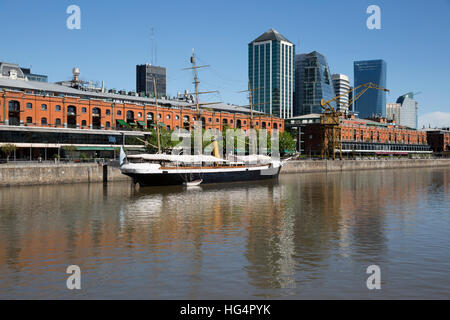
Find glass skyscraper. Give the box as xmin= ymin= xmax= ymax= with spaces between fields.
xmin=249 ymin=29 xmax=294 ymax=119
xmin=353 ymin=59 xmax=387 ymax=119
xmin=397 ymin=93 xmax=418 ymax=129
xmin=293 ymin=51 xmax=336 ymax=116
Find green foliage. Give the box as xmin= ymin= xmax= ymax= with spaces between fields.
xmin=146 ymin=127 xmax=179 ymax=153
xmin=279 ymin=131 xmax=296 ymax=155
xmin=62 ymin=145 xmax=77 ymax=152
xmin=1 ymin=144 xmax=17 ymax=157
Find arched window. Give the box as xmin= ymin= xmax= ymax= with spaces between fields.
xmin=82 ymin=107 xmax=87 ymax=113
xmin=106 ymin=109 xmax=111 ymax=115
xmin=26 ymin=103 xmax=32 ymax=110
xmin=67 ymin=106 xmax=76 ymax=114
xmin=273 ymin=123 xmax=278 ymax=129
xmin=55 ymin=118 xmax=61 ymax=126
xmin=117 ymin=110 xmax=122 ymax=116
xmin=41 ymin=104 xmax=47 ymax=111
xmin=126 ymin=110 xmax=135 ymax=122
xmin=166 ymin=114 xmax=171 ymax=120
xmin=8 ymin=100 xmax=21 ymax=126
xmin=41 ymin=117 xmax=47 ymax=125
xmin=81 ymin=120 xmax=87 ymax=127
xmin=106 ymin=121 xmax=111 ymax=128
xmin=55 ymin=105 xmax=61 ymax=111
xmin=26 ymin=117 xmax=33 ymax=124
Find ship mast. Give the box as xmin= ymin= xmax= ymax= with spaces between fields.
xmin=239 ymin=83 xmax=265 ymax=129
xmin=183 ymin=49 xmax=220 ymax=121
xmin=153 ymin=77 xmax=161 ymax=154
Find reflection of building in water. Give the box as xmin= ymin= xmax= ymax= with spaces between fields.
xmin=244 ymin=183 xmax=297 ymax=290
xmin=1 ymin=168 xmax=447 ymax=297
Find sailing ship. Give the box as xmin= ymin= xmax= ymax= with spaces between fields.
xmin=119 ymin=51 xmax=283 ymax=186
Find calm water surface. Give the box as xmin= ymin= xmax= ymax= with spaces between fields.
xmin=1 ymin=167 xmax=450 ymax=299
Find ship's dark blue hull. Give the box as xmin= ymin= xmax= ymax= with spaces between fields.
xmin=124 ymin=167 xmax=281 ymax=186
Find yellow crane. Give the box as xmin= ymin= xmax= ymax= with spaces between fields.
xmin=320 ymin=82 xmax=390 ymax=159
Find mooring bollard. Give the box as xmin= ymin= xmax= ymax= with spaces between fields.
xmin=102 ymin=164 xmax=108 ymax=184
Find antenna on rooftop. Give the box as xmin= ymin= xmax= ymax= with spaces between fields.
xmin=150 ymin=27 xmax=154 ymax=65
xmin=150 ymin=27 xmax=158 ymax=66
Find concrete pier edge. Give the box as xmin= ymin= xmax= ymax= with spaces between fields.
xmin=0 ymin=159 xmax=449 ymax=186
xmin=280 ymin=159 xmax=450 ymax=174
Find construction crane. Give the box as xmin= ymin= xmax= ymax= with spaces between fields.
xmin=320 ymin=82 xmax=390 ymax=160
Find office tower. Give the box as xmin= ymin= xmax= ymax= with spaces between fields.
xmin=136 ymin=64 xmax=166 ymax=97
xmin=386 ymin=93 xmax=418 ymax=129
xmin=353 ymin=59 xmax=387 ymax=119
xmin=294 ymin=51 xmax=336 ymax=116
xmin=386 ymin=102 xmax=401 ymax=124
xmin=331 ymin=74 xmax=351 ymax=112
xmin=249 ymin=28 xmax=294 ymax=119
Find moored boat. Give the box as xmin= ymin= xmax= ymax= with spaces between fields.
xmin=120 ymin=153 xmax=282 ymax=186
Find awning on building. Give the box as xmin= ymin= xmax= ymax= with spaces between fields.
xmin=137 ymin=121 xmax=146 ymax=126
xmin=116 ymin=119 xmax=128 ymax=126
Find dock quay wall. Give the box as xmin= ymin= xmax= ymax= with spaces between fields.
xmin=0 ymin=163 xmax=131 ymax=187
xmin=1 ymin=159 xmax=450 ymax=187
xmin=281 ymin=159 xmax=450 ymax=174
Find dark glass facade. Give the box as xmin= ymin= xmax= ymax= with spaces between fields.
xmin=294 ymin=51 xmax=336 ymax=116
xmin=353 ymin=59 xmax=387 ymax=119
xmin=136 ymin=64 xmax=166 ymax=97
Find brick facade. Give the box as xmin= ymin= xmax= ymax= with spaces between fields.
xmin=0 ymin=90 xmax=284 ymax=132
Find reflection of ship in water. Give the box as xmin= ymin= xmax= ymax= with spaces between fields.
xmin=1 ymin=168 xmax=448 ymax=298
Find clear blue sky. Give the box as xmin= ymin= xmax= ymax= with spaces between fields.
xmin=1 ymin=0 xmax=449 ymax=125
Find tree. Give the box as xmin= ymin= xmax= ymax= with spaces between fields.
xmin=145 ymin=127 xmax=179 ymax=153
xmin=279 ymin=131 xmax=296 ymax=156
xmin=62 ymin=145 xmax=77 ymax=160
xmin=1 ymin=144 xmax=17 ymax=162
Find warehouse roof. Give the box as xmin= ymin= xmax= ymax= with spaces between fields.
xmin=0 ymin=77 xmax=265 ymax=116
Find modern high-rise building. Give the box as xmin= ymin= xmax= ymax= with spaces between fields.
xmin=294 ymin=51 xmax=335 ymax=116
xmin=386 ymin=102 xmax=401 ymax=124
xmin=249 ymin=28 xmax=294 ymax=119
xmin=136 ymin=64 xmax=166 ymax=97
xmin=397 ymin=93 xmax=418 ymax=129
xmin=386 ymin=93 xmax=418 ymax=129
xmin=353 ymin=59 xmax=387 ymax=119
xmin=331 ymin=74 xmax=351 ymax=113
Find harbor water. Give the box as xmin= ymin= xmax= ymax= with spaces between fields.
xmin=0 ymin=167 xmax=449 ymax=299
